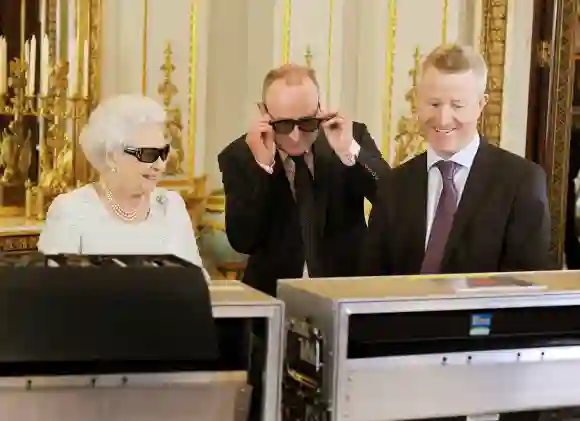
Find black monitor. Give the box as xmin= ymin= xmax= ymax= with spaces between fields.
xmin=0 ymin=255 xmax=218 ymax=376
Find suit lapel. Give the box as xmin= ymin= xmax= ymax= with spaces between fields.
xmin=403 ymin=154 xmax=429 ymax=272
xmin=441 ymin=141 xmax=494 ymax=269
xmin=312 ymin=135 xmax=333 ymax=237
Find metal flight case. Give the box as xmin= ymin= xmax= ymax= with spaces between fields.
xmin=0 ymin=253 xmax=284 ymax=421
xmin=278 ymin=271 xmax=580 ymax=421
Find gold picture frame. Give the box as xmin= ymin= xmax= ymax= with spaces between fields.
xmin=478 ymin=0 xmax=508 ymax=147
xmin=479 ymin=0 xmax=576 ymax=266
xmin=544 ymin=0 xmax=576 ymax=265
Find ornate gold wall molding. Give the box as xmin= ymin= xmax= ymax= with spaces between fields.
xmin=478 ymin=0 xmax=508 ymax=147
xmin=381 ymin=0 xmax=397 ymax=159
xmin=545 ymin=0 xmax=576 ymax=265
xmin=188 ymin=0 xmax=198 ymax=177
xmin=141 ymin=0 xmax=149 ymax=94
xmin=441 ymin=0 xmax=449 ymax=43
xmin=325 ymin=0 xmax=335 ymax=105
xmin=282 ymin=0 xmax=292 ymax=63
xmin=47 ymin=0 xmax=57 ymax=60
xmin=88 ymin=0 xmax=102 ymax=108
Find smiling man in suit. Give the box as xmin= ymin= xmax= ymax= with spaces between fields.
xmin=219 ymin=64 xmax=389 ymax=296
xmin=362 ymin=44 xmax=553 ymax=276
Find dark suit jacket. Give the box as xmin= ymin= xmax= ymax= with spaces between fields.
xmin=362 ymin=140 xmax=553 ymax=275
xmin=218 ymin=122 xmax=390 ymax=295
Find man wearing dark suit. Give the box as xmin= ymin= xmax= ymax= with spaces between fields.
xmin=362 ymin=44 xmax=553 ymax=276
xmin=219 ymin=64 xmax=390 ymax=296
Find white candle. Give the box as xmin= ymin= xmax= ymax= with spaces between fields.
xmin=0 ymin=37 xmax=6 ymax=94
xmin=28 ymin=35 xmax=37 ymax=95
xmin=55 ymin=0 xmax=61 ymax=61
xmin=39 ymin=0 xmax=46 ymax=36
xmin=82 ymin=39 xmax=89 ymax=97
xmin=67 ymin=0 xmax=77 ymax=96
xmin=67 ymin=50 xmax=76 ymax=97
xmin=24 ymin=40 xmax=29 ymax=70
xmin=24 ymin=40 xmax=30 ymax=94
xmin=40 ymin=33 xmax=49 ymax=95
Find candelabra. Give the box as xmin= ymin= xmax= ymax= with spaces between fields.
xmin=0 ymin=58 xmax=37 ymax=216
xmin=0 ymin=57 xmax=89 ymax=220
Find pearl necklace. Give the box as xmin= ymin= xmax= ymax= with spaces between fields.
xmin=104 ymin=186 xmax=140 ymax=221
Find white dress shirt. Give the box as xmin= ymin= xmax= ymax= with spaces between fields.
xmin=425 ymin=135 xmax=480 ymax=247
xmin=38 ymin=184 xmax=208 ymax=278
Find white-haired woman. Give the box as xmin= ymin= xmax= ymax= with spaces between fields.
xmin=38 ymin=94 xmax=207 ymax=274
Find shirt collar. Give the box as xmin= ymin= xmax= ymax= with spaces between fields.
xmin=279 ymin=149 xmax=312 ymax=163
xmin=426 ymin=134 xmax=480 ymax=171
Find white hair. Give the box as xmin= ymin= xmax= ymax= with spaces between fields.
xmin=79 ymin=94 xmax=167 ymax=171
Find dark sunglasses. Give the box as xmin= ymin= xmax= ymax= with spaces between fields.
xmin=269 ymin=117 xmax=324 ymax=135
xmin=124 ymin=144 xmax=170 ymax=163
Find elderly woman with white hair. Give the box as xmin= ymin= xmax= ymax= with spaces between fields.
xmin=38 ymin=94 xmax=206 ymax=272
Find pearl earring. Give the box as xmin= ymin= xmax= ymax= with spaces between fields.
xmin=111 ymin=167 xmax=117 ymax=173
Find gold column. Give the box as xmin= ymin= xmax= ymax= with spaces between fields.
xmin=188 ymin=0 xmax=198 ymax=177
xmin=381 ymin=0 xmax=397 ymax=159
xmin=282 ymin=0 xmax=292 ymax=63
xmin=441 ymin=0 xmax=449 ymax=43
xmin=325 ymin=0 xmax=335 ymax=105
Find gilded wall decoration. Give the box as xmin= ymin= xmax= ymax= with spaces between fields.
xmin=381 ymin=0 xmax=397 ymax=160
xmin=545 ymin=0 xmax=576 ymax=265
xmin=393 ymin=47 xmax=425 ymax=166
xmin=478 ymin=0 xmax=508 ymax=147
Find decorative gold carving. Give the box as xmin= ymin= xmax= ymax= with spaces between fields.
xmin=47 ymin=0 xmax=101 ymax=108
xmin=158 ymin=43 xmax=184 ymax=176
xmin=88 ymin=0 xmax=102 ymax=109
xmin=34 ymin=65 xmax=90 ymax=220
xmin=0 ymin=54 xmax=90 ymax=220
xmin=1 ymin=59 xmax=33 ymax=185
xmin=304 ymin=45 xmax=313 ymax=67
xmin=393 ymin=47 xmax=426 ymax=166
xmin=0 ymin=233 xmax=39 ymax=252
xmin=46 ymin=0 xmax=102 ymax=183
xmin=48 ymin=0 xmax=57 ymax=62
xmin=282 ymin=0 xmax=292 ymax=63
xmin=478 ymin=0 xmax=508 ymax=146
xmin=544 ymin=0 xmax=576 ymax=266
xmin=381 ymin=0 xmax=397 ymax=160
xmin=538 ymin=40 xmax=552 ymax=68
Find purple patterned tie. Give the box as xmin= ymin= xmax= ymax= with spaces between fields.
xmin=420 ymin=160 xmax=459 ymax=274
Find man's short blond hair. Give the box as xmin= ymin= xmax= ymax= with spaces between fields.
xmin=421 ymin=44 xmax=488 ymax=95
xmin=262 ymin=64 xmax=319 ymax=101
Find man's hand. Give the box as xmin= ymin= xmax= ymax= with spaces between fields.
xmin=319 ymin=110 xmax=355 ymax=155
xmin=246 ymin=112 xmax=276 ymax=167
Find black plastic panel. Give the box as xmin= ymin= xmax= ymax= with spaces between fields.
xmin=0 ymin=317 xmax=252 ymax=376
xmin=348 ymin=306 xmax=580 ymax=358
